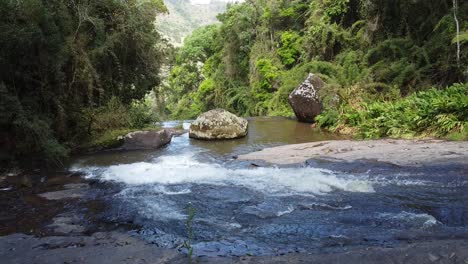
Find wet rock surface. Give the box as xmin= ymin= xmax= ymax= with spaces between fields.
xmin=0 ymin=171 xmax=84 ymax=236
xmin=2 ymin=231 xmax=467 ymax=264
xmin=121 ymin=129 xmax=173 ymax=150
xmin=47 ymin=214 xmax=86 ymax=234
xmin=38 ymin=183 xmax=90 ymax=200
xmin=1 ymin=165 xmax=467 ymax=263
xmin=2 ymin=119 xmax=468 ymax=263
xmin=65 ymin=126 xmax=468 ymax=259
xmin=238 ymin=139 xmax=468 ymax=166
xmin=89 ymin=159 xmax=467 ymax=258
xmin=0 ymin=232 xmax=183 ymax=264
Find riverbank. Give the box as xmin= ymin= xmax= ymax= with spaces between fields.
xmin=1 ymin=232 xmax=467 ymax=263
xmin=238 ymin=139 xmax=468 ymax=167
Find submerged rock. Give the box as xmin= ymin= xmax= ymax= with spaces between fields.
xmin=39 ymin=183 xmax=89 ymax=200
xmin=189 ymin=109 xmax=248 ymax=140
xmin=121 ymin=129 xmax=172 ymax=150
xmin=288 ymin=73 xmax=325 ymax=123
xmin=47 ymin=213 xmax=86 ymax=234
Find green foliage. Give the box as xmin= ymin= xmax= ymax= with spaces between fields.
xmin=183 ymin=203 xmax=196 ymax=261
xmin=365 ymin=39 xmax=430 ymax=94
xmin=319 ymin=0 xmax=351 ymax=23
xmin=13 ymin=116 xmax=69 ymax=166
xmin=453 ymin=31 xmax=468 ymax=43
xmin=255 ymin=59 xmax=281 ymax=91
xmin=318 ymin=84 xmax=468 ymax=139
xmin=80 ymin=126 xmax=162 ymax=153
xmin=128 ymin=98 xmax=158 ymax=129
xmin=162 ymin=0 xmax=467 ymax=142
xmin=0 ymin=0 xmax=167 ymax=166
xmin=158 ymin=0 xmax=226 ymax=46
xmin=78 ymin=96 xmax=158 ymax=150
xmin=277 ymin=31 xmax=302 ymax=67
xmin=176 ymin=25 xmax=220 ymax=63
xmin=335 ymin=50 xmax=369 ymax=86
xmin=163 ymin=24 xmax=220 ymax=120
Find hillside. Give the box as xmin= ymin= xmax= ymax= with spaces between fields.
xmin=158 ymin=0 xmax=227 ymax=46
xmin=164 ymin=0 xmax=467 ymax=139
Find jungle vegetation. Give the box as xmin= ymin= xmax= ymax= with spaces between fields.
xmin=158 ymin=0 xmax=227 ymax=46
xmin=160 ymin=0 xmax=467 ymax=138
xmin=1 ymin=0 xmax=467 ymax=167
xmin=0 ymin=0 xmax=168 ymax=166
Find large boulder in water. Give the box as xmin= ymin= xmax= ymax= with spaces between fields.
xmin=288 ymin=73 xmax=325 ymax=123
xmin=121 ymin=129 xmax=172 ymax=150
xmin=189 ymin=109 xmax=248 ymax=140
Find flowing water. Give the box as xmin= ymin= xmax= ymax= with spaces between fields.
xmin=71 ymin=117 xmax=468 ymax=257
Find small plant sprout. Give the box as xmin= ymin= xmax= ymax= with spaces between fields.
xmin=183 ymin=202 xmax=196 ymax=261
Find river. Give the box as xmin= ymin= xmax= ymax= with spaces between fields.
xmin=70 ymin=117 xmax=468 ymax=257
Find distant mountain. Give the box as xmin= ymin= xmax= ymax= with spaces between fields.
xmin=158 ymin=0 xmax=229 ymax=46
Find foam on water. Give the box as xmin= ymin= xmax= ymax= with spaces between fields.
xmin=276 ymin=205 xmax=295 ymax=217
xmin=378 ymin=211 xmax=442 ymax=229
xmin=79 ymin=153 xmax=375 ymax=195
xmin=68 ymin=118 xmax=468 ymax=256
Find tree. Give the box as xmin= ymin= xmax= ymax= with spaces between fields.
xmin=453 ymin=0 xmax=460 ymax=66
xmin=0 ymin=0 xmax=168 ymax=166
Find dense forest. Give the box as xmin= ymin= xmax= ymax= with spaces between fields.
xmin=1 ymin=0 xmax=467 ymax=167
xmin=0 ymin=0 xmax=168 ymax=166
xmin=161 ymin=0 xmax=467 ymax=137
xmin=158 ymin=0 xmax=227 ymax=46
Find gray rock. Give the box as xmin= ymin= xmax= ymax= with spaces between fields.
xmin=189 ymin=109 xmax=248 ymax=140
xmin=205 ymin=188 xmax=252 ymax=203
xmin=47 ymin=214 xmax=86 ymax=234
xmin=39 ymin=183 xmax=89 ymax=200
xmin=321 ymin=235 xmax=353 ymax=247
xmin=165 ymin=128 xmax=188 ymax=137
xmin=288 ymin=73 xmax=325 ymax=123
xmin=242 ymin=201 xmax=294 ymax=219
xmin=0 ymin=232 xmax=182 ymax=264
xmin=121 ymin=129 xmax=172 ymax=150
xmin=238 ymin=139 xmax=468 ymax=167
xmin=428 ymin=253 xmax=441 ymax=262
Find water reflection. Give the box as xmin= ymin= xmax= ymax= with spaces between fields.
xmin=72 ymin=117 xmax=343 ymax=167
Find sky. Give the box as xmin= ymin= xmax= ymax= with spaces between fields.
xmin=190 ymin=0 xmax=244 ymax=4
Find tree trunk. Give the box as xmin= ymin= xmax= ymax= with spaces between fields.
xmin=453 ymin=0 xmax=460 ymax=67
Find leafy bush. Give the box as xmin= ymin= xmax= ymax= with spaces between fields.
xmin=129 ymin=98 xmax=158 ymax=129
xmin=13 ymin=115 xmax=69 ymax=166
xmin=277 ymin=31 xmax=302 ymax=67
xmin=162 ymin=0 xmax=467 ymax=143
xmin=318 ymin=83 xmax=468 ymax=139
xmin=0 ymin=0 xmax=168 ymax=166
xmin=83 ymin=97 xmax=157 ymax=134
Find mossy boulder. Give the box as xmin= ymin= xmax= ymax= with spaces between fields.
xmin=189 ymin=109 xmax=248 ymax=140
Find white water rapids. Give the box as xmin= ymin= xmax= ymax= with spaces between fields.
xmin=69 ymin=119 xmax=467 ymax=256
xmin=76 ymin=153 xmax=375 ymax=196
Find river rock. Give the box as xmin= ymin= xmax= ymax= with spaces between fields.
xmin=47 ymin=214 xmax=86 ymax=234
xmin=39 ymin=183 xmax=89 ymax=200
xmin=288 ymin=73 xmax=325 ymax=123
xmin=121 ymin=129 xmax=172 ymax=150
xmin=189 ymin=109 xmax=248 ymax=140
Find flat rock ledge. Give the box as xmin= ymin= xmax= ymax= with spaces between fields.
xmin=1 ymin=233 xmax=467 ymax=264
xmin=38 ymin=183 xmax=90 ymax=200
xmin=238 ymin=139 xmax=468 ymax=166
